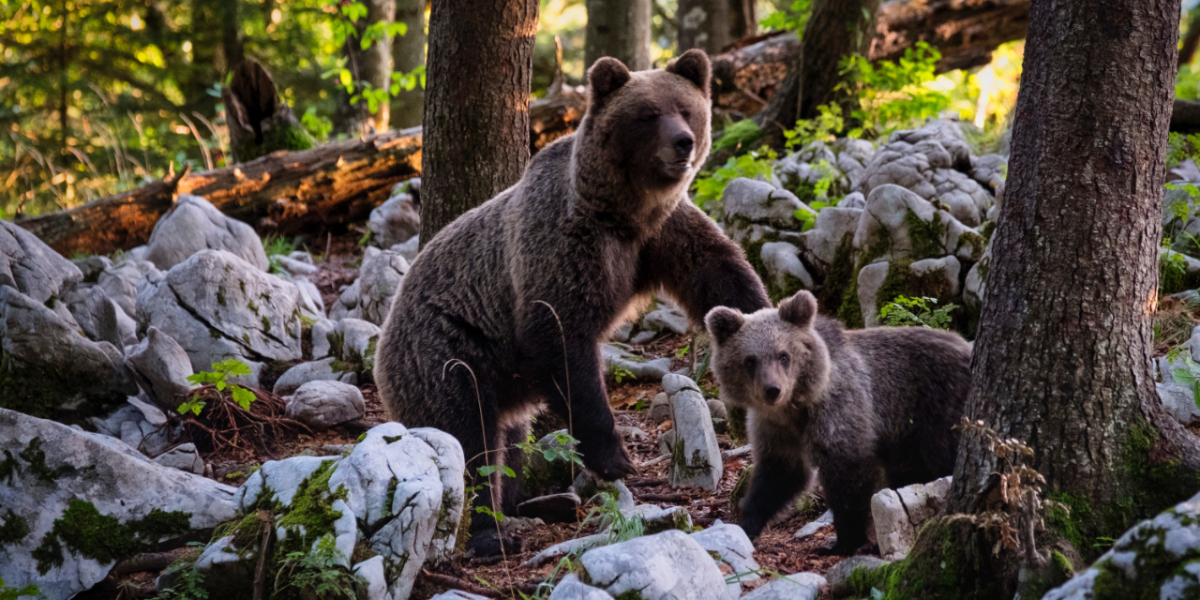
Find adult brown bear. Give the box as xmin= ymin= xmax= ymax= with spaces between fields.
xmin=376 ymin=49 xmax=770 ymax=555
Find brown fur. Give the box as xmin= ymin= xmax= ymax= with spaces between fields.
xmin=707 ymin=290 xmax=971 ymax=554
xmin=375 ymin=50 xmax=770 ymax=556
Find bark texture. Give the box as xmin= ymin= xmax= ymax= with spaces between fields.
xmin=390 ymin=0 xmax=427 ymax=129
xmin=677 ymin=0 xmax=756 ymax=55
xmin=755 ymin=0 xmax=880 ymax=140
xmin=949 ymin=0 xmax=1199 ymax=552
xmin=17 ymin=130 xmax=422 ymax=257
xmin=585 ymin=0 xmax=651 ymax=71
xmin=421 ymin=0 xmax=538 ymax=247
xmin=335 ymin=0 xmax=397 ymax=135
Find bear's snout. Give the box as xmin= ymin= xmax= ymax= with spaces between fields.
xmin=764 ymin=385 xmax=781 ymax=403
xmin=672 ymin=133 xmax=695 ymax=161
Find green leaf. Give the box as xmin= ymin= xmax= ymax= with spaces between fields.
xmin=231 ymin=386 xmax=256 ymax=411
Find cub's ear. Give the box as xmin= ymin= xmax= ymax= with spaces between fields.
xmin=666 ymin=49 xmax=711 ymax=97
xmin=588 ymin=57 xmax=632 ymax=102
xmin=779 ymin=290 xmax=818 ymax=329
xmin=705 ymin=306 xmax=745 ymax=345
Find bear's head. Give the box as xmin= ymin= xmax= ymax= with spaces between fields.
xmin=572 ymin=50 xmax=712 ymax=226
xmin=705 ymin=290 xmax=831 ymax=414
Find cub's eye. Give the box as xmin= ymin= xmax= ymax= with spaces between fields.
xmin=743 ymin=356 xmax=757 ymax=372
xmin=637 ymin=108 xmax=659 ymax=122
xmin=680 ymin=110 xmax=692 ymax=120
xmin=778 ymin=352 xmax=790 ymax=366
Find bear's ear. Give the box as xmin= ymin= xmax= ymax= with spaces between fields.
xmin=588 ymin=57 xmax=632 ymax=102
xmin=706 ymin=306 xmax=745 ymax=345
xmin=666 ymin=49 xmax=711 ymax=97
xmin=779 ymin=290 xmax=818 ymax=329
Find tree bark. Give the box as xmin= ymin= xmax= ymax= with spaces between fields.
xmin=16 ymin=130 xmax=422 ymax=257
xmin=390 ymin=0 xmax=427 ymax=129
xmin=754 ymin=0 xmax=880 ymax=142
xmin=585 ymin=0 xmax=652 ymax=71
xmin=421 ymin=0 xmax=538 ymax=247
xmin=950 ymin=0 xmax=1196 ymax=562
xmin=334 ymin=0 xmax=397 ymax=135
xmin=677 ymin=0 xmax=756 ymax=55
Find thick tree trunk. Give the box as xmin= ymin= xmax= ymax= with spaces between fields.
xmin=390 ymin=0 xmax=427 ymax=129
xmin=585 ymin=0 xmax=651 ymax=71
xmin=16 ymin=130 xmax=422 ymax=257
xmin=421 ymin=0 xmax=538 ymax=247
xmin=949 ymin=0 xmax=1196 ymax=567
xmin=677 ymin=0 xmax=756 ymax=55
xmin=754 ymin=0 xmax=880 ymax=141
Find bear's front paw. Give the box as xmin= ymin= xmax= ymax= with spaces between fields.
xmin=468 ymin=528 xmax=526 ymax=558
xmin=583 ymin=443 xmax=638 ymax=481
xmin=815 ymin=536 xmax=868 ymax=557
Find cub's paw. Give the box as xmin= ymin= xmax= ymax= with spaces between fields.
xmin=467 ymin=528 xmax=525 ymax=558
xmin=815 ymin=536 xmax=867 ymax=557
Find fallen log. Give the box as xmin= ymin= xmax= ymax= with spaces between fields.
xmin=711 ymin=0 xmax=1032 ymax=116
xmin=19 ymin=87 xmax=590 ymax=257
xmin=17 ymin=128 xmax=423 ymax=257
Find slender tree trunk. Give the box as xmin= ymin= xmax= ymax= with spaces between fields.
xmin=754 ymin=0 xmax=880 ymax=143
xmin=677 ymin=0 xmax=755 ymax=54
xmin=585 ymin=0 xmax=651 ymax=71
xmin=390 ymin=0 xmax=426 ymax=129
xmin=420 ymin=0 xmax=538 ymax=247
xmin=335 ymin=0 xmax=396 ymax=135
xmin=1182 ymin=11 xmax=1200 ymax=68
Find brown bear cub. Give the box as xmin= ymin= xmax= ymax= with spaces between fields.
xmin=375 ymin=50 xmax=770 ymax=556
xmin=706 ymin=290 xmax=971 ymax=555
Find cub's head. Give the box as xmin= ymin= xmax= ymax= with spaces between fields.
xmin=577 ymin=50 xmax=712 ymax=193
xmin=705 ymin=291 xmax=831 ymax=413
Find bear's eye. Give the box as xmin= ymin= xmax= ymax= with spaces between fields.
xmin=743 ymin=356 xmax=757 ymax=373
xmin=778 ymin=352 xmax=790 ymax=366
xmin=637 ymin=107 xmax=659 ymax=122
xmin=680 ymin=110 xmax=691 ymax=120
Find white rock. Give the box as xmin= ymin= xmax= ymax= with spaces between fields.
xmin=578 ymin=529 xmax=729 ymax=600
xmin=871 ymin=476 xmax=952 ymax=560
xmin=145 ymin=195 xmax=269 ymax=272
xmin=691 ymin=523 xmax=761 ymax=597
xmin=0 ymin=219 xmax=82 ymax=304
xmin=285 ymin=381 xmax=366 ymax=430
xmin=853 ymin=184 xmax=985 ymax=264
xmin=667 ymin=384 xmax=723 ymax=491
xmin=740 ymin=573 xmax=826 ymax=600
xmin=390 ymin=235 xmax=420 ymax=264
xmin=548 ymin=574 xmax=611 ymax=600
xmin=429 ymin=591 xmax=491 ymax=600
xmin=353 ymin=556 xmax=389 ymax=600
xmin=368 ymin=191 xmax=421 ymax=249
xmin=0 ymin=409 xmax=236 ymax=600
xmin=760 ymin=241 xmax=814 ymax=293
xmin=798 ymin=206 xmax=862 ymax=269
xmin=602 ymin=343 xmax=672 ymax=382
xmin=135 ymin=250 xmax=304 ymax=375
xmin=99 ymin=258 xmax=161 ymax=318
xmin=273 ymin=358 xmax=358 ymax=396
xmin=330 ymin=251 xmax=409 ymax=325
xmin=1156 ymin=356 xmax=1200 ymax=426
xmin=794 ymin=509 xmax=834 ymax=538
xmin=154 ymin=443 xmax=205 ymax=475
xmin=642 ymin=298 xmax=689 ymax=336
xmin=126 ymin=326 xmax=195 ymax=412
xmin=1 ymin=285 xmax=137 ymax=419
xmin=723 ymin=178 xmax=807 ymax=226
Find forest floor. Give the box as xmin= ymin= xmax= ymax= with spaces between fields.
xmin=109 ymin=230 xmax=1200 ymax=598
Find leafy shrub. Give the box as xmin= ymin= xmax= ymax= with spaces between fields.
xmin=760 ymin=0 xmax=812 ymax=33
xmin=178 ymin=359 xmax=257 ymax=416
xmin=691 ymin=147 xmax=777 ymax=214
xmin=712 ymin=119 xmax=764 ymax=154
xmin=878 ymin=296 xmax=956 ymax=329
xmin=838 ymin=42 xmax=951 ymax=138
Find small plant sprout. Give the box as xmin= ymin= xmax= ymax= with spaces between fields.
xmin=879 ymin=296 xmax=957 ymax=329
xmin=611 ymin=365 xmax=637 ymax=384
xmin=1168 ymin=347 xmax=1200 ymax=410
xmin=179 ymin=358 xmax=257 ymax=416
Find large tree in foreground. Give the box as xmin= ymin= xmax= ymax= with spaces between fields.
xmin=420 ymin=0 xmax=538 ymax=246
xmin=860 ymin=0 xmax=1200 ymax=597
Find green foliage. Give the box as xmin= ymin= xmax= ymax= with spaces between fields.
xmin=0 ymin=578 xmax=40 ymax=600
xmin=520 ymin=431 xmax=584 ymax=469
xmin=879 ymin=296 xmax=957 ymax=329
xmin=584 ymin=491 xmax=646 ymax=544
xmin=838 ymin=42 xmax=951 ymax=138
xmin=783 ymin=103 xmax=844 ymax=150
xmin=691 ymin=147 xmax=778 ymax=214
xmin=712 ymin=120 xmax=763 ymax=154
xmin=1169 ymin=352 xmax=1200 ymax=411
xmin=155 ymin=549 xmax=210 ymax=600
xmin=1167 ymin=132 xmax=1200 ymax=168
xmin=1160 ymin=251 xmax=1191 ymax=295
xmin=323 ymin=2 xmax=425 ymax=116
xmin=760 ymin=0 xmax=812 ymax=34
xmin=263 ymin=235 xmax=297 ymax=274
xmin=791 ymin=160 xmax=841 ymax=231
xmin=179 ymin=359 xmax=256 ymax=415
xmin=274 ymin=535 xmax=364 ymax=600
xmin=611 ymin=365 xmax=637 ymax=385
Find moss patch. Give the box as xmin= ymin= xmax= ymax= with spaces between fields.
xmin=818 ymin=233 xmax=857 ymax=318
xmin=33 ymin=499 xmax=192 ymax=574
xmin=0 ymin=509 xmax=30 ymax=546
xmin=903 ymin=209 xmax=948 ymax=260
xmin=232 ymin=121 xmax=316 ymax=164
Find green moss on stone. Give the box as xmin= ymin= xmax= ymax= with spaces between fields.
xmin=233 ymin=123 xmax=316 ymax=164
xmin=1045 ymin=492 xmax=1092 ymax=554
xmin=0 ymin=509 xmax=30 ymax=545
xmin=33 ymin=499 xmax=192 ymax=574
xmin=729 ymin=465 xmax=753 ymax=516
xmin=904 ymin=209 xmax=948 ymax=260
xmin=818 ymin=233 xmax=857 ymax=318
xmin=727 ymin=406 xmax=747 ymax=445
